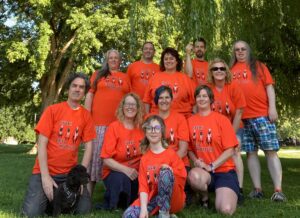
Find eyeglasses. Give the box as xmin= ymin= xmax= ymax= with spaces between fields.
xmin=211 ymin=67 xmax=226 ymax=72
xmin=145 ymin=125 xmax=162 ymax=133
xmin=124 ymin=103 xmax=137 ymax=108
xmin=235 ymin=47 xmax=247 ymax=52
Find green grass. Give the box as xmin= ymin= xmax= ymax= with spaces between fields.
xmin=0 ymin=144 xmax=299 ymax=217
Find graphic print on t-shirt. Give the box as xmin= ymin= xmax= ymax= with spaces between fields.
xmin=140 ymin=69 xmax=156 ymax=84
xmin=104 ymin=75 xmax=124 ymax=90
xmin=192 ymin=125 xmax=214 ymax=153
xmin=56 ymin=120 xmax=80 ymax=151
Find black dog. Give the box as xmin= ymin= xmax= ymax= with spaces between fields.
xmin=52 ymin=164 xmax=89 ymax=216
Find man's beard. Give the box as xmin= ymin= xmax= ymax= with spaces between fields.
xmin=196 ymin=51 xmax=204 ymax=59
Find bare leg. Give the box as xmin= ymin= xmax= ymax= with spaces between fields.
xmin=247 ymin=151 xmax=261 ymax=190
xmin=264 ymin=150 xmax=282 ymax=191
xmin=215 ymin=187 xmax=237 ymax=215
xmin=188 ymin=168 xmax=211 ymax=203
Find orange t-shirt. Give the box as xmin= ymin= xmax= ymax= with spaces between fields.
xmin=143 ymin=72 xmax=195 ymax=118
xmin=33 ymin=102 xmax=96 ymax=176
xmin=88 ymin=71 xmax=131 ymax=125
xmin=209 ymin=81 xmax=246 ymax=122
xmin=187 ymin=112 xmax=238 ymax=173
xmin=131 ymin=148 xmax=186 ymax=214
xmin=149 ymin=111 xmax=190 ymax=166
xmin=100 ymin=120 xmax=144 ymax=179
xmin=127 ymin=61 xmax=160 ymax=100
xmin=231 ymin=62 xmax=274 ymax=119
xmin=192 ymin=59 xmax=209 ymax=86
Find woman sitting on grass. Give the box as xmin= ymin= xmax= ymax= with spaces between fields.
xmin=123 ymin=115 xmax=187 ymax=218
xmin=99 ymin=93 xmax=144 ymax=210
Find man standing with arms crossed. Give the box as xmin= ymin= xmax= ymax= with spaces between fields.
xmin=185 ymin=37 xmax=209 ymax=86
xmin=22 ymin=73 xmax=96 ymax=217
xmin=127 ymin=42 xmax=160 ymax=100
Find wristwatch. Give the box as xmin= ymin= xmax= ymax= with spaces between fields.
xmin=209 ymin=163 xmax=215 ymax=173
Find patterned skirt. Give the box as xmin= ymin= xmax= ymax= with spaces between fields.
xmin=87 ymin=125 xmax=108 ymax=182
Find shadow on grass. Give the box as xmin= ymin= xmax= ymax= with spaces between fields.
xmin=0 ymin=145 xmax=299 ymax=217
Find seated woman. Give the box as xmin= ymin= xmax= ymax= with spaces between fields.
xmin=187 ymin=85 xmax=239 ymax=215
xmin=100 ymin=93 xmax=144 ymax=210
xmin=123 ymin=115 xmax=187 ymax=218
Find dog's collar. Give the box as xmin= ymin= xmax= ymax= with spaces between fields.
xmin=63 ymin=182 xmax=77 ymax=207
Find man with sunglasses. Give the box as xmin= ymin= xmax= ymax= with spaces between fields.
xmin=230 ymin=40 xmax=287 ymax=202
xmin=185 ymin=37 xmax=209 ymax=86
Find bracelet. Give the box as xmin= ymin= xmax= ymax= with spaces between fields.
xmin=209 ymin=163 xmax=215 ymax=173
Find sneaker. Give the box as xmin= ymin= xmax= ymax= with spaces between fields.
xmin=249 ymin=189 xmax=264 ymax=199
xmin=157 ymin=210 xmax=170 ymax=218
xmin=271 ymin=192 xmax=287 ymax=202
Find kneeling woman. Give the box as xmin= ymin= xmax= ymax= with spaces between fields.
xmin=100 ymin=93 xmax=144 ymax=210
xmin=123 ymin=115 xmax=186 ymax=218
xmin=187 ymin=85 xmax=239 ymax=215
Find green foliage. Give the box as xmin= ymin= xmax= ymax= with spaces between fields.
xmin=1 ymin=0 xmax=299 ymax=140
xmin=0 ymin=105 xmax=36 ymax=143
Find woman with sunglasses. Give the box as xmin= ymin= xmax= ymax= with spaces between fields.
xmin=99 ymin=93 xmax=144 ymax=210
xmin=123 ymin=115 xmax=187 ymax=218
xmin=187 ymin=85 xmax=239 ymax=215
xmin=207 ymin=58 xmax=246 ymax=203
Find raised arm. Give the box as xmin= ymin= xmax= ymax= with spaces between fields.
xmin=185 ymin=43 xmax=194 ymax=78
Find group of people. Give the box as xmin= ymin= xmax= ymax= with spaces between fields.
xmin=21 ymin=38 xmax=286 ymax=218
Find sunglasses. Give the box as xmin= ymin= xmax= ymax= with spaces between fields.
xmin=211 ymin=67 xmax=226 ymax=72
xmin=145 ymin=125 xmax=162 ymax=133
xmin=235 ymin=47 xmax=247 ymax=52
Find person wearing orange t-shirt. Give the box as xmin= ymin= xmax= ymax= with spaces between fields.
xmin=123 ymin=115 xmax=186 ymax=218
xmin=143 ymin=47 xmax=195 ymax=118
xmin=230 ymin=40 xmax=286 ymax=202
xmin=21 ymin=73 xmax=96 ymax=217
xmin=127 ymin=42 xmax=160 ymax=100
xmin=187 ymin=85 xmax=239 ymax=215
xmin=98 ymin=93 xmax=144 ymax=210
xmin=151 ymin=85 xmax=193 ymax=206
xmin=84 ymin=49 xmax=131 ymax=196
xmin=185 ymin=37 xmax=209 ymax=86
xmin=207 ymin=58 xmax=246 ymax=204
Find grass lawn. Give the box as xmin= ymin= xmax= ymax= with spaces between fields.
xmin=0 ymin=144 xmax=299 ymax=218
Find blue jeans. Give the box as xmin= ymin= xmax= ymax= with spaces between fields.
xmin=21 ymin=174 xmax=91 ymax=217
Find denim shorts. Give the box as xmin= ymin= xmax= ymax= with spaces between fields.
xmin=242 ymin=116 xmax=279 ymax=152
xmin=208 ymin=170 xmax=239 ymax=196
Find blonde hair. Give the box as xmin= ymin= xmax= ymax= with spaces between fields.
xmin=140 ymin=115 xmax=168 ymax=154
xmin=116 ymin=93 xmax=144 ymax=128
xmin=207 ymin=58 xmax=232 ymax=85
